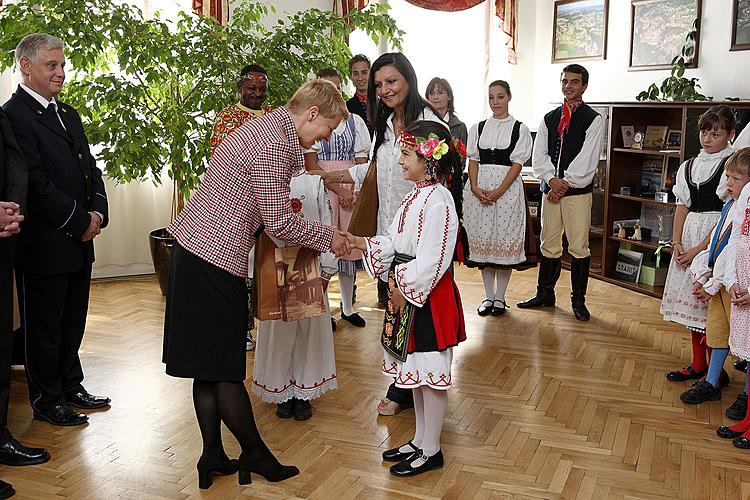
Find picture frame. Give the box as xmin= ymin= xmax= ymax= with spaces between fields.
xmin=732 ymin=0 xmax=750 ymax=51
xmin=644 ymin=125 xmax=669 ymax=149
xmin=620 ymin=186 xmax=631 ymax=196
xmin=629 ymin=0 xmax=701 ymax=70
xmin=666 ymin=129 xmax=682 ymax=147
xmin=552 ymin=0 xmax=609 ymax=63
xmin=655 ymin=191 xmax=669 ymax=203
xmin=632 ymin=129 xmax=645 ymax=150
xmin=621 ymin=125 xmax=635 ymax=148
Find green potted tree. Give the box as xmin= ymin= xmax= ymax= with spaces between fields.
xmin=0 ymin=0 xmax=402 ymax=293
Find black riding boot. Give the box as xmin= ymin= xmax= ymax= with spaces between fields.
xmin=517 ymin=257 xmax=561 ymax=308
xmin=570 ymin=257 xmax=591 ymax=321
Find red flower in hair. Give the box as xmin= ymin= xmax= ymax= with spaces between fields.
xmin=290 ymin=198 xmax=302 ymax=213
xmin=452 ymin=138 xmax=467 ymax=157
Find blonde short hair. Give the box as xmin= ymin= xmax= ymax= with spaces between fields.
xmin=287 ymin=79 xmax=348 ymax=121
xmin=726 ymin=147 xmax=750 ymax=177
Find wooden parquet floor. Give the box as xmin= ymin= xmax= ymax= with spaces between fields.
xmin=4 ymin=267 xmax=750 ymax=499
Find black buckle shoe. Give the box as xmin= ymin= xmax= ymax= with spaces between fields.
xmin=341 ymin=311 xmax=366 ymax=327
xmin=66 ymin=389 xmax=111 ymax=410
xmin=666 ymin=365 xmax=707 ymax=382
xmin=382 ymin=441 xmax=418 ymax=462
xmin=293 ymin=399 xmax=312 ymax=420
xmin=389 ymin=449 xmax=444 ymax=477
xmin=491 ymin=300 xmax=508 ymax=316
xmin=0 ymin=433 xmax=51 ymax=466
xmin=727 ymin=393 xmax=748 ymax=421
xmin=276 ymin=399 xmax=295 ymax=419
xmin=33 ymin=404 xmax=88 ymax=426
xmin=477 ymin=299 xmax=493 ymax=316
xmin=680 ymin=380 xmax=721 ymax=404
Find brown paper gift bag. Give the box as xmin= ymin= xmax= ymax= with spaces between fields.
xmin=347 ymin=161 xmax=378 ymax=237
xmin=252 ymin=232 xmax=326 ymax=322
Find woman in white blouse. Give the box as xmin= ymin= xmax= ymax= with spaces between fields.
xmin=463 ymin=80 xmax=533 ymax=316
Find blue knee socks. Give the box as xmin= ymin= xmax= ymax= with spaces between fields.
xmin=705 ymin=348 xmax=730 ymax=387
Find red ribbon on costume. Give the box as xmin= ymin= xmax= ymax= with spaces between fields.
xmin=557 ymin=97 xmax=583 ymax=136
xmin=355 ymin=91 xmax=367 ymax=104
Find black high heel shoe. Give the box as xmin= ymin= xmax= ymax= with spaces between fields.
xmin=197 ymin=455 xmax=238 ymax=489
xmin=237 ymin=451 xmax=300 ymax=484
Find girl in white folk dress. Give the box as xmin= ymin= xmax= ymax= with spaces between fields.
xmin=251 ymin=174 xmax=338 ymax=421
xmin=662 ymin=106 xmax=736 ymax=385
xmin=463 ymin=80 xmax=533 ymax=316
xmin=346 ymin=121 xmax=467 ymax=477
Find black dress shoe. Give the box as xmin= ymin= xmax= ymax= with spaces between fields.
xmin=680 ymin=380 xmax=721 ymax=404
xmin=382 ymin=441 xmax=418 ymax=462
xmin=517 ymin=294 xmax=555 ymax=308
xmin=0 ymin=434 xmax=50 ymax=466
xmin=477 ymin=299 xmax=493 ymax=316
xmin=727 ymin=393 xmax=748 ymax=420
xmin=390 ymin=449 xmax=444 ymax=477
xmin=197 ymin=455 xmax=238 ymax=489
xmin=735 ymin=359 xmax=748 ymax=373
xmin=276 ymin=399 xmax=295 ymax=419
xmin=717 ymin=425 xmax=745 ymax=439
xmin=666 ymin=365 xmax=707 ymax=382
xmin=33 ymin=404 xmax=88 ymax=426
xmin=733 ymin=436 xmax=750 ymax=449
xmin=0 ymin=479 xmax=14 ymax=499
xmin=341 ymin=311 xmax=366 ymax=327
xmin=491 ymin=300 xmax=508 ymax=316
xmin=293 ymin=399 xmax=312 ymax=420
xmin=66 ymin=389 xmax=110 ymax=410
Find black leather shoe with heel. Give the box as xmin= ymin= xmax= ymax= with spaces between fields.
xmin=196 ymin=455 xmax=238 ymax=489
xmin=236 ymin=451 xmax=299 ymax=484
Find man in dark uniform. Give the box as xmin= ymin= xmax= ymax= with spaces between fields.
xmin=518 ymin=64 xmax=603 ymax=321
xmin=3 ymin=33 xmax=110 ymax=427
xmin=346 ymin=54 xmax=373 ymax=138
xmin=0 ymin=106 xmax=51 ymax=500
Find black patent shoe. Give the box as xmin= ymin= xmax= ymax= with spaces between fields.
xmin=717 ymin=426 xmax=745 ymax=439
xmin=382 ymin=441 xmax=418 ymax=462
xmin=517 ymin=294 xmax=555 ymax=308
xmin=276 ymin=399 xmax=295 ymax=419
xmin=237 ymin=451 xmax=299 ymax=484
xmin=197 ymin=455 xmax=238 ymax=489
xmin=680 ymin=380 xmax=721 ymax=404
xmin=341 ymin=311 xmax=366 ymax=327
xmin=33 ymin=404 xmax=88 ymax=426
xmin=293 ymin=399 xmax=312 ymax=421
xmin=733 ymin=435 xmax=750 ymax=449
xmin=0 ymin=431 xmax=50 ymax=466
xmin=727 ymin=393 xmax=748 ymax=420
xmin=477 ymin=299 xmax=493 ymax=316
xmin=735 ymin=359 xmax=748 ymax=373
xmin=390 ymin=449 xmax=444 ymax=477
xmin=491 ymin=300 xmax=508 ymax=316
xmin=66 ymin=389 xmax=111 ymax=410
xmin=666 ymin=365 xmax=707 ymax=382
xmin=0 ymin=479 xmax=14 ymax=499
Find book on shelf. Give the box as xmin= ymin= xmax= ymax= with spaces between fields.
xmin=640 ymin=155 xmax=665 ymax=196
xmin=661 ymin=157 xmax=680 ymax=192
xmin=614 ymin=248 xmax=643 ymax=283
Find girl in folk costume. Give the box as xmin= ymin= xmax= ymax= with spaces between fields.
xmin=463 ymin=80 xmax=534 ymax=316
xmin=251 ymin=173 xmax=338 ymax=421
xmin=682 ymin=150 xmax=750 ymax=418
xmin=346 ymin=121 xmax=466 ymax=477
xmin=304 ymin=69 xmax=371 ymax=328
xmin=714 ymin=148 xmax=750 ymax=448
xmin=662 ymin=106 xmax=736 ymax=385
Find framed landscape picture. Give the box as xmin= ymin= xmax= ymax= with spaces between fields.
xmin=732 ymin=0 xmax=750 ymax=51
xmin=629 ymin=0 xmax=701 ymax=70
xmin=552 ymin=0 xmax=609 ymax=63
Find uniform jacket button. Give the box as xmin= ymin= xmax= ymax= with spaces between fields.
xmin=78 ymin=153 xmax=83 ymax=159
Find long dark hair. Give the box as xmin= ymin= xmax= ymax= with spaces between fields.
xmin=367 ymin=53 xmax=439 ymax=157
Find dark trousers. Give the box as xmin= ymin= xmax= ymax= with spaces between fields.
xmin=16 ymin=266 xmax=91 ymax=411
xmin=0 ymin=245 xmax=12 ymax=428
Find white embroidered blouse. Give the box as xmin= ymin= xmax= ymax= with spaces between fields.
xmin=466 ymin=114 xmax=533 ymax=166
xmin=723 ymin=182 xmax=750 ymax=291
xmin=362 ymin=181 xmax=458 ymax=308
xmin=673 ymin=147 xmax=733 ymax=207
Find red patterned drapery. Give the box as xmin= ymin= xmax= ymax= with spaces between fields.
xmin=403 ymin=0 xmax=517 ymax=64
xmin=333 ymin=0 xmax=369 ymax=19
xmin=192 ymin=0 xmax=228 ymax=24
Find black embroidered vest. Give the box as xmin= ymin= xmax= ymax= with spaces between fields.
xmin=685 ymin=156 xmax=728 ymax=213
xmin=543 ymin=103 xmax=599 ymax=196
xmin=477 ymin=119 xmax=521 ymax=166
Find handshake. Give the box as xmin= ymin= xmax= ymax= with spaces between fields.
xmin=329 ymin=229 xmax=366 ymax=257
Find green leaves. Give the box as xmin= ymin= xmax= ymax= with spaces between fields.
xmin=0 ymin=0 xmax=402 ymax=207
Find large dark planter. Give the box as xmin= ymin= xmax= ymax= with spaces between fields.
xmin=149 ymin=228 xmax=174 ymax=296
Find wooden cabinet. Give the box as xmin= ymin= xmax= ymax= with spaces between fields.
xmin=592 ymin=101 xmax=750 ymax=297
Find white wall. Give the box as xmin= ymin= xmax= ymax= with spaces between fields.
xmin=528 ymin=0 xmax=750 ymax=125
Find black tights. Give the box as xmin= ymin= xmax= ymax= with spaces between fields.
xmin=193 ymin=380 xmax=268 ymax=460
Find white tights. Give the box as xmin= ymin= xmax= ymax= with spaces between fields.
xmin=397 ymin=386 xmax=447 ymax=458
xmin=480 ymin=269 xmax=512 ymax=303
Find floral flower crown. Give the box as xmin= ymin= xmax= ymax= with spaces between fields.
xmin=398 ymin=132 xmax=466 ymax=162
xmin=239 ymin=73 xmax=268 ymax=82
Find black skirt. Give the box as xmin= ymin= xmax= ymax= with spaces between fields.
xmin=162 ymin=243 xmax=248 ymax=381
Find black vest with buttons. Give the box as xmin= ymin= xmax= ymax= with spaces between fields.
xmin=477 ymin=119 xmax=521 ymax=165
xmin=685 ymin=156 xmax=728 ymax=213
xmin=543 ymin=103 xmax=599 ymax=196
